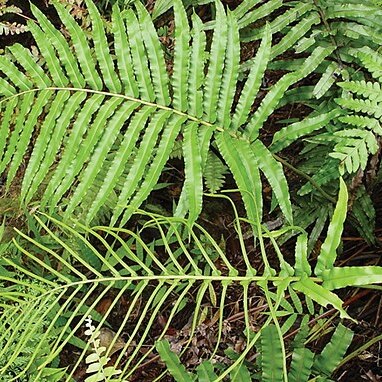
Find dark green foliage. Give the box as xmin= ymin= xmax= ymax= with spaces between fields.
xmin=1 ymin=0 xmax=382 ymax=381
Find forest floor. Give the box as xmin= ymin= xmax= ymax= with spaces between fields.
xmin=1 ymin=0 xmax=381 ymax=380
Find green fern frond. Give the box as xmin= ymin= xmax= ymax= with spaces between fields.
xmin=351 ymin=46 xmax=382 ymax=80
xmin=298 ymin=158 xmax=339 ymax=196
xmin=203 ymin=151 xmax=228 ymax=193
xmin=330 ymin=129 xmax=378 ymax=173
xmin=288 ymin=347 xmax=314 ymax=382
xmin=270 ymin=110 xmax=342 ymax=153
xmin=3 ymin=200 xmax=382 ymax=380
xmin=332 ymin=79 xmax=382 ymax=173
xmin=261 ymin=325 xmax=284 ymax=382
xmin=0 ymin=211 xmax=276 ymax=380
xmin=240 ymin=2 xmax=314 ymax=42
xmin=235 ymin=0 xmax=283 ymax=30
xmin=350 ymin=186 xmax=376 ymax=244
xmin=315 ymin=177 xmax=348 ymax=276
xmin=0 ymin=0 xmax=317 ymax=227
xmin=312 ymin=323 xmax=353 ymax=376
xmin=339 ymin=79 xmax=382 ymax=102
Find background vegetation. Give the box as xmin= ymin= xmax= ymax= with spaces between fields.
xmin=0 ymin=0 xmax=382 ymax=380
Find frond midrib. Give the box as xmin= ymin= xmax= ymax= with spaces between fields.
xmin=1 ymin=86 xmax=249 ymax=142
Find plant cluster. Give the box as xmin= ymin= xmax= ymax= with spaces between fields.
xmin=0 ymin=0 xmax=382 ymax=380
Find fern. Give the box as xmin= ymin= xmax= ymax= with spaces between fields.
xmin=0 ymin=0 xmax=339 ymax=228
xmin=0 ymin=194 xmax=381 ymax=380
xmin=84 ymin=317 xmax=123 ymax=382
xmin=203 ymin=151 xmax=228 ymax=193
xmin=157 ymin=320 xmax=354 ymax=381
xmin=328 ymin=79 xmax=382 ymax=174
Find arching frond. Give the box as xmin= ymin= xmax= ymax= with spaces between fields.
xmin=0 ymin=0 xmax=324 ymax=227
xmin=1 ymin=208 xmax=370 ymax=381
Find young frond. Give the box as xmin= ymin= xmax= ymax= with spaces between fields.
xmin=203 ymin=151 xmax=228 ymax=193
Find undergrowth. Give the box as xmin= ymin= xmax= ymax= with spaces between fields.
xmin=0 ymin=0 xmax=382 ymax=381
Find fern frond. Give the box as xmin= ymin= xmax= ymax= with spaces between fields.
xmin=156 ymin=340 xmax=194 ymax=382
xmin=231 ymin=24 xmax=271 ymax=131
xmin=124 ymin=8 xmax=155 ymax=101
xmin=203 ymin=151 xmax=228 ymax=193
xmin=217 ymin=10 xmax=240 ymax=127
xmin=0 ymin=21 xmax=27 ymax=35
xmin=313 ymin=62 xmax=341 ymax=99
xmin=136 ymin=1 xmax=170 ymax=105
xmin=315 ymin=177 xmax=348 ymax=275
xmin=353 ymin=46 xmax=382 ymax=80
xmin=216 ymin=132 xmax=263 ymax=224
xmin=312 ymin=323 xmax=353 ymax=376
xmin=182 ymin=122 xmax=203 ymax=224
xmin=188 ymin=12 xmax=206 ymax=118
xmin=237 ymin=0 xmax=283 ymax=30
xmin=270 ymin=13 xmax=320 ymax=59
xmin=203 ymin=1 xmax=227 ymax=124
xmin=339 ymin=79 xmax=382 ymax=102
xmin=350 ymin=186 xmax=376 ymax=244
xmin=0 ymin=212 xmax=265 ymax=379
xmin=270 ymin=110 xmax=342 ymax=153
xmin=240 ymin=2 xmax=314 ymax=42
xmin=261 ymin=325 xmax=284 ymax=382
xmin=288 ymin=347 xmax=314 ymax=382
xmin=322 ymin=266 xmax=382 ymax=289
xmin=329 ymin=129 xmax=378 ymax=173
xmin=339 ymin=115 xmax=382 ymax=135
xmin=252 ymin=140 xmax=293 ymax=223
xmin=54 ymin=2 xmax=102 ymax=90
xmin=172 ymin=0 xmax=189 ymax=112
xmin=0 ymin=0 xmax=327 ymax=228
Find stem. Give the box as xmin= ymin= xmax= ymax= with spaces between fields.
xmin=273 ymin=153 xmax=337 ymax=204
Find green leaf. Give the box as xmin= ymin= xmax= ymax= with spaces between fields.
xmin=112 ymin=3 xmax=138 ymax=97
xmin=315 ymin=178 xmax=348 ymax=275
xmin=294 ymin=233 xmax=311 ymax=276
xmin=8 ymin=43 xmax=51 ymax=88
xmin=288 ymin=347 xmax=314 ymax=382
xmin=54 ymin=2 xmax=102 ymax=90
xmin=231 ymin=24 xmax=271 ymax=131
xmin=203 ymin=0 xmax=227 ymax=123
xmin=156 ymin=340 xmax=194 ymax=382
xmin=261 ymin=324 xmax=283 ymax=382
xmin=313 ymin=323 xmax=353 ymax=376
xmin=30 ymin=3 xmax=84 ymax=87
xmin=124 ymin=8 xmax=155 ymax=101
xmin=136 ymin=1 xmax=170 ymax=105
xmin=292 ymin=276 xmax=352 ymax=320
xmin=322 ymin=266 xmax=382 ymax=290
xmin=271 ymin=110 xmax=342 ymax=153
xmin=196 ymin=361 xmax=218 ymax=381
xmin=217 ymin=10 xmax=240 ymax=127
xmin=216 ymin=132 xmax=262 ymax=225
xmin=183 ymin=122 xmax=203 ymax=224
xmin=270 ymin=13 xmax=320 ymax=59
xmin=172 ymin=0 xmax=189 ymax=112
xmin=188 ymin=13 xmax=206 ymax=118
xmin=252 ymin=140 xmax=293 ymax=224
xmin=85 ymin=0 xmax=121 ymax=93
